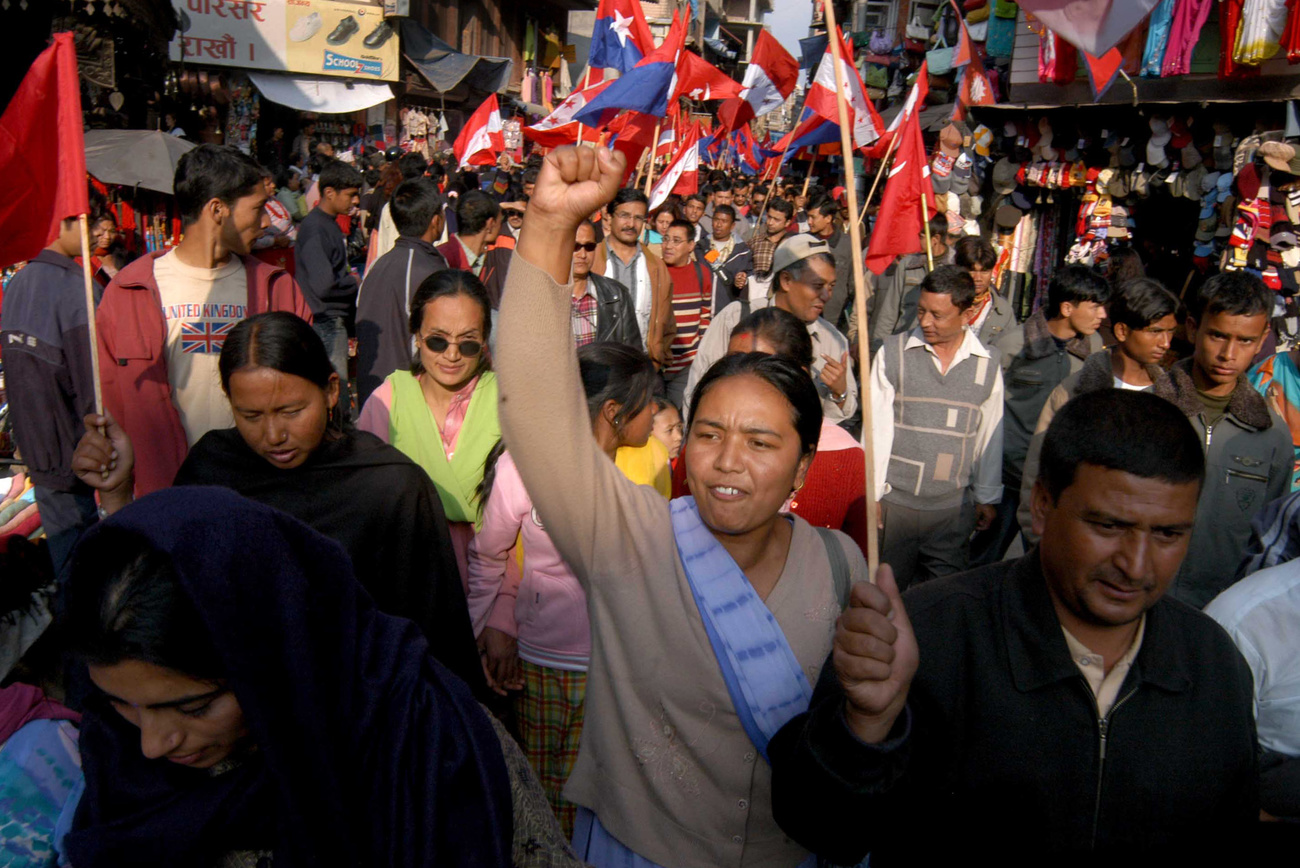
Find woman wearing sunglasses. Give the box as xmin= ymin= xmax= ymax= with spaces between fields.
xmin=358 ymin=269 xmax=499 ymax=587
xmin=72 ymin=312 xmax=486 ymax=699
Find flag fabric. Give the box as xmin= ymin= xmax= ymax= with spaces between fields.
xmin=673 ymin=50 xmax=743 ymax=102
xmin=804 ymin=25 xmax=884 ymax=149
xmin=865 ymin=104 xmax=936 ymax=275
xmin=0 ymin=32 xmax=89 ymax=269
xmin=1082 ymin=47 xmax=1124 ymax=100
xmin=523 ymin=78 xmax=614 ymax=148
xmin=453 ymin=93 xmax=505 ymax=169
xmin=865 ymin=61 xmax=929 ymax=159
xmin=575 ymin=11 xmax=687 ymax=125
xmin=588 ymin=0 xmax=656 ymax=73
xmin=606 ymin=110 xmax=659 ymax=182
xmin=649 ymin=124 xmax=701 ymax=210
xmin=717 ymin=30 xmax=800 ymax=132
xmin=768 ymin=112 xmax=841 ymax=158
xmin=947 ymin=3 xmax=996 ymax=121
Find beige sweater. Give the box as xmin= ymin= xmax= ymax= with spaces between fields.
xmin=496 ymin=254 xmax=868 ymax=868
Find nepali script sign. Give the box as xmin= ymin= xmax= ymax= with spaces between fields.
xmin=170 ymin=0 xmax=399 ymax=82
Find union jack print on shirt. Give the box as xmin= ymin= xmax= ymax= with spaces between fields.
xmin=180 ymin=320 xmax=235 ymax=354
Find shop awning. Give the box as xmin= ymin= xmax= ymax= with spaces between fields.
xmin=247 ymin=72 xmax=394 ymax=114
xmin=399 ymin=18 xmax=512 ymax=94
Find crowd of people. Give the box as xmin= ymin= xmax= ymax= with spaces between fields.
xmin=1 ymin=130 xmax=1299 ymax=865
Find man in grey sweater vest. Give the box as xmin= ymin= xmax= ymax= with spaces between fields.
xmin=870 ymin=266 xmax=1005 ymax=589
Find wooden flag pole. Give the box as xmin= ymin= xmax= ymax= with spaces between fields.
xmin=801 ymin=151 xmax=818 ymax=199
xmin=920 ymin=193 xmax=935 ymax=271
xmin=78 ymin=214 xmax=105 ymax=416
xmin=633 ymin=146 xmax=649 ymax=189
xmin=823 ymin=0 xmax=879 ymax=575
xmin=644 ymin=120 xmax=663 ymax=197
xmin=857 ymin=130 xmax=901 ymax=231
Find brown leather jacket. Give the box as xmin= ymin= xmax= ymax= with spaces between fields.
xmin=593 ymin=240 xmax=675 ymax=367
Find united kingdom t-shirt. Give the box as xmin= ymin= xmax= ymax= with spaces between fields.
xmin=154 ymin=249 xmax=248 ymax=445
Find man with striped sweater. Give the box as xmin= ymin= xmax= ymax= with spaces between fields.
xmin=659 ymin=219 xmax=715 ymax=406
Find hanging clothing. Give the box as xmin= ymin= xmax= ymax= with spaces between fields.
xmin=173 ymin=427 xmax=484 ymax=697
xmin=63 ymin=486 xmax=514 ymax=868
xmin=1236 ymin=0 xmax=1290 ymax=65
xmin=1140 ymin=0 xmax=1176 ymax=76
xmin=1221 ymin=0 xmax=1264 ymax=77
xmin=1162 ymin=0 xmax=1216 ymax=75
xmin=524 ymin=21 xmax=537 ymax=63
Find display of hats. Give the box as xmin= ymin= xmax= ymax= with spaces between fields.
xmin=1110 ymin=205 xmax=1130 ymax=239
xmin=1273 ymin=220 xmax=1299 ymax=249
xmin=991 ymin=157 xmax=1018 ymax=194
xmin=938 ymin=123 xmax=963 ymax=159
xmin=1183 ymin=165 xmax=1208 ymax=201
xmin=1212 ymin=122 xmax=1234 ymax=169
xmin=995 ymin=204 xmax=1023 ymax=230
xmin=1032 ymin=117 xmax=1057 ymax=162
xmin=1181 ymin=142 xmax=1203 ymax=169
xmin=972 ymin=124 xmax=993 ymax=157
xmin=1011 ymin=188 xmax=1034 ymax=210
xmin=1169 ymin=118 xmax=1193 ymax=149
xmin=1237 ymin=163 xmax=1262 ymax=201
xmin=1203 ymin=171 xmax=1223 ymax=196
xmin=1131 ymin=168 xmax=1151 ymax=198
xmin=1195 ymin=214 xmax=1219 ymax=243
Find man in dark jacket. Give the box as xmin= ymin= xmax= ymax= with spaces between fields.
xmin=806 ymin=196 xmax=854 ymax=330
xmin=977 ymin=266 xmax=1108 ymax=565
xmin=1 ymin=208 xmax=104 ymax=573
xmin=294 ymin=159 xmax=362 ymax=389
xmin=355 ymin=178 xmax=448 ymax=406
xmin=1161 ymin=271 xmax=1292 ymax=607
xmin=769 ymin=389 xmax=1259 ymax=863
xmin=570 ymin=221 xmax=641 ymax=350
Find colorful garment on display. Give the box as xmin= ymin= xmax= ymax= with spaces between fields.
xmin=1236 ymin=0 xmax=1290 ymax=65
xmin=1140 ymin=0 xmax=1176 ymax=76
xmin=1163 ymin=0 xmax=1217 ymax=75
xmin=1251 ymin=350 xmax=1300 ymax=488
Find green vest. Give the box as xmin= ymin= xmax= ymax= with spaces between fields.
xmin=387 ymin=370 xmax=500 ymax=525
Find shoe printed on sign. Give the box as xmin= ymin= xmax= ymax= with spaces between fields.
xmin=289 ymin=11 xmax=322 ymax=43
xmin=327 ymin=15 xmax=360 ymax=46
xmin=363 ymin=20 xmax=395 ymax=49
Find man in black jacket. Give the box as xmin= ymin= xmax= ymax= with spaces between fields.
xmin=769 ymin=389 xmax=1258 ymax=863
xmin=355 ymin=178 xmax=448 ymax=406
xmin=570 ymin=221 xmax=641 ymax=350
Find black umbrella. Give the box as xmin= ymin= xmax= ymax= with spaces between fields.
xmin=85 ymin=129 xmax=196 ymax=194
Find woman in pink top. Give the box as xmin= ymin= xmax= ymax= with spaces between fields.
xmin=467 ymin=341 xmax=661 ymax=837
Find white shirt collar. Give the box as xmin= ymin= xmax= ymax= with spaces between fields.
xmin=904 ymin=326 xmax=991 ymax=364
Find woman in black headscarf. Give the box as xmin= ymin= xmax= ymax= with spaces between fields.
xmin=60 ymin=486 xmax=512 ymax=866
xmin=72 ymin=311 xmax=484 ymax=699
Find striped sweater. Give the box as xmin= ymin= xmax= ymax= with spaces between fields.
xmin=663 ymin=262 xmax=713 ymax=375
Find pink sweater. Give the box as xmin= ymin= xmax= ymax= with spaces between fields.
xmin=466 ymin=451 xmax=591 ymax=671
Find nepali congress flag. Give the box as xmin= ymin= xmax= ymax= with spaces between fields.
xmin=523 ymin=78 xmax=614 ymax=148
xmin=804 ymin=25 xmax=884 ymax=149
xmin=865 ymin=102 xmax=936 ymax=275
xmin=454 ymin=93 xmax=505 ymax=169
xmin=575 ymin=10 xmax=688 ymax=125
xmin=769 ymin=110 xmax=840 ymax=160
xmin=588 ymin=0 xmax=656 ymax=73
xmin=0 ymin=32 xmax=89 ymax=269
xmin=673 ymin=50 xmax=743 ymax=102
xmin=649 ymin=124 xmax=701 ymax=210
xmin=717 ymin=30 xmax=800 ymax=132
xmin=866 ymin=61 xmax=929 ymax=159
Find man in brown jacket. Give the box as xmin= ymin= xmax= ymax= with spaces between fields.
xmin=593 ymin=188 xmax=674 ymax=367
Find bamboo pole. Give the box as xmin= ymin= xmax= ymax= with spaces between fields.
xmin=856 ymin=129 xmax=901 ymax=230
xmin=823 ymin=3 xmax=879 ymax=575
xmin=920 ymin=193 xmax=935 ymax=271
xmin=644 ymin=120 xmax=663 ymax=197
xmin=801 ymin=151 xmax=818 ymax=199
xmin=78 ymin=214 xmax=105 ymax=416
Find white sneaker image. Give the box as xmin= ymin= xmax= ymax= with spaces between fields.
xmin=289 ymin=11 xmax=323 ymax=43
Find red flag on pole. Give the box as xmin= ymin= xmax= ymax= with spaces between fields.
xmin=648 ymin=124 xmax=701 ymax=209
xmin=453 ymin=94 xmax=505 ymax=170
xmin=716 ymin=30 xmax=800 ymax=132
xmin=865 ymin=105 xmax=936 ymax=275
xmin=0 ymin=33 xmax=89 ymax=269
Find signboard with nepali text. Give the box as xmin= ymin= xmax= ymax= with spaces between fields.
xmin=170 ymin=0 xmax=399 ymax=82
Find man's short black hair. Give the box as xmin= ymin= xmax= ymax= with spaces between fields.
xmin=1039 ymin=389 xmax=1204 ymax=503
xmin=318 ymin=160 xmax=363 ymax=196
xmin=610 ymin=188 xmax=650 ymax=212
xmin=807 ymin=196 xmax=837 ymax=218
xmin=665 ymin=218 xmax=695 ymax=237
xmin=1190 ymin=271 xmax=1273 ymax=322
xmin=396 ymin=152 xmax=428 ymax=181
xmin=522 ymin=167 xmax=540 ymax=185
xmin=456 ymin=189 xmax=501 ymax=236
xmin=174 ymin=144 xmax=264 ymax=226
xmin=767 ymin=197 xmax=795 ymax=219
xmin=390 ymin=178 xmax=445 ymax=238
xmin=953 ymin=236 xmax=997 ymax=270
xmin=713 ymin=178 xmax=733 ymax=193
xmin=1046 ymin=265 xmax=1110 ymax=319
xmin=1110 ymin=277 xmax=1179 ymax=331
xmin=685 ymin=192 xmax=708 ymax=207
xmin=712 ymin=204 xmax=736 ymax=222
xmin=919 ymin=265 xmax=976 ymax=312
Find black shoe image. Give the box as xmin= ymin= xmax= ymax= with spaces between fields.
xmin=327 ymin=16 xmax=359 ymax=45
xmin=363 ymin=20 xmax=395 ymax=49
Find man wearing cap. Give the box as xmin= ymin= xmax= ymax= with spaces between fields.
xmin=868 ymin=216 xmax=952 ymax=353
xmin=684 ymin=234 xmax=856 ymax=422
xmin=868 ymin=265 xmax=1004 ymax=589
xmin=806 ymin=195 xmax=856 ymax=330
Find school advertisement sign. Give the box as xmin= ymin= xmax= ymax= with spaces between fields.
xmin=170 ymin=0 xmax=399 ymax=82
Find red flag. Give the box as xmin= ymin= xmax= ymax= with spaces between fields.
xmin=673 ymin=50 xmax=743 ymax=102
xmin=804 ymin=25 xmax=884 ymax=149
xmin=453 ymin=94 xmax=505 ymax=169
xmin=717 ymin=30 xmax=800 ymax=132
xmin=865 ymin=61 xmax=929 ymax=159
xmin=648 ymin=124 xmax=701 ymax=209
xmin=865 ymin=106 xmax=936 ymax=275
xmin=606 ymin=110 xmax=659 ymax=183
xmin=1082 ymin=47 xmax=1124 ymax=100
xmin=0 ymin=33 xmax=88 ymax=269
xmin=523 ymin=78 xmax=614 ymax=148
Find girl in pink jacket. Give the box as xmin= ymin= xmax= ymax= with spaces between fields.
xmin=466 ymin=341 xmax=662 ymax=836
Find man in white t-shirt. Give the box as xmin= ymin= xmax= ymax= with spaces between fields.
xmin=97 ymin=144 xmax=312 ymax=495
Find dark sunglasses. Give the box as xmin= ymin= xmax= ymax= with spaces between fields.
xmin=423 ymin=335 xmax=483 ymax=356
xmin=503 ymin=209 xmax=524 ymax=219
xmin=574 ymin=241 xmax=599 ymax=252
